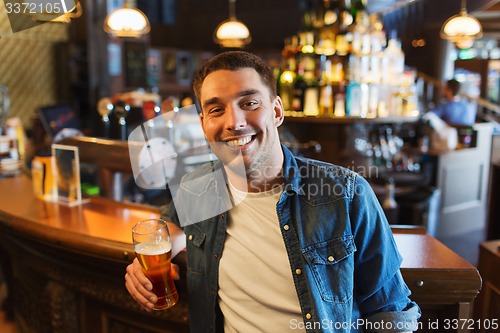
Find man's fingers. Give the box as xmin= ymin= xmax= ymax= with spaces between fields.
xmin=125 ymin=273 xmax=155 ymax=311
xmin=125 ymin=259 xmax=157 ymax=311
xmin=131 ymin=258 xmax=153 ymax=290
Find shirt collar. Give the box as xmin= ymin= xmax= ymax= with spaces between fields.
xmin=281 ymin=144 xmax=305 ymax=196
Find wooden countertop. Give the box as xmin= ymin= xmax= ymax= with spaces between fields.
xmin=394 ymin=232 xmax=476 ymax=269
xmin=0 ymin=174 xmax=159 ymax=263
xmin=0 ymin=174 xmax=481 ymax=274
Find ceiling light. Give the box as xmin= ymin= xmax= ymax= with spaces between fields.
xmin=214 ymin=0 xmax=251 ymax=48
xmin=440 ymin=0 xmax=482 ymax=49
xmin=104 ymin=1 xmax=150 ymax=38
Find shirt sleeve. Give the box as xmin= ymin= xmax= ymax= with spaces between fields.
xmin=364 ymin=299 xmax=421 ymax=333
xmin=349 ymin=175 xmax=421 ymax=331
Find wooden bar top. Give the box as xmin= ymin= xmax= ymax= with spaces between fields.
xmin=0 ymin=174 xmax=481 ymax=273
xmin=0 ymin=174 xmax=159 ymax=262
xmin=394 ymin=232 xmax=476 ymax=269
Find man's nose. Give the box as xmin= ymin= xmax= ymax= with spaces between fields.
xmin=225 ymin=106 xmax=246 ymax=130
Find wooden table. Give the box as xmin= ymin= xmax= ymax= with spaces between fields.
xmin=474 ymin=240 xmax=500 ymax=332
xmin=0 ymin=175 xmax=481 ymax=332
xmin=393 ymin=229 xmax=482 ymax=332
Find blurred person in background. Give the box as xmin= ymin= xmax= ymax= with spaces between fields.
xmin=431 ymin=79 xmax=477 ymax=126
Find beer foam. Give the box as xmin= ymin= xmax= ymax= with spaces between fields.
xmin=135 ymin=240 xmax=171 ymax=255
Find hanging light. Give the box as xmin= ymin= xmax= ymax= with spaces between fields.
xmin=104 ymin=0 xmax=150 ymax=38
xmin=440 ymin=0 xmax=482 ymax=49
xmin=214 ymin=0 xmax=251 ymax=48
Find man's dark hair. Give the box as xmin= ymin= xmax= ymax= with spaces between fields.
xmin=192 ymin=51 xmax=277 ymax=105
xmin=447 ymin=79 xmax=461 ymax=96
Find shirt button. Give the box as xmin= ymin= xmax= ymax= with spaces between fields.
xmin=188 ymin=235 xmax=193 ymax=241
xmin=328 ymin=256 xmax=334 ymax=262
xmin=305 ymin=313 xmax=312 ymax=320
xmin=219 ymin=214 xmax=225 ymax=220
xmin=210 ymin=290 xmax=215 ymax=296
xmin=283 ymin=225 xmax=290 ymax=231
xmin=295 ymin=269 xmax=302 ymax=275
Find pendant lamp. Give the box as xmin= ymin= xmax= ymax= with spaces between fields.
xmin=104 ymin=0 xmax=150 ymax=38
xmin=214 ymin=0 xmax=251 ymax=48
xmin=440 ymin=0 xmax=482 ymax=49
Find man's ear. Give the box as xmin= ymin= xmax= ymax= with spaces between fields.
xmin=199 ymin=112 xmax=206 ymax=135
xmin=273 ymin=96 xmax=285 ymax=127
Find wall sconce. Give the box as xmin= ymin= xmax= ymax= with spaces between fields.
xmin=440 ymin=0 xmax=482 ymax=49
xmin=104 ymin=0 xmax=150 ymax=38
xmin=214 ymin=0 xmax=251 ymax=48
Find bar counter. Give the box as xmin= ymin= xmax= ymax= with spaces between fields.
xmin=0 ymin=174 xmax=481 ymax=332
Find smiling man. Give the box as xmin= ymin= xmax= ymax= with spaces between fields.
xmin=125 ymin=51 xmax=420 ymax=333
xmin=197 ymin=64 xmax=285 ymax=193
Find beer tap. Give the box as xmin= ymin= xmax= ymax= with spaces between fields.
xmin=97 ymin=97 xmax=113 ymax=138
xmin=113 ymin=99 xmax=131 ymax=141
xmin=107 ymin=99 xmax=130 ymax=202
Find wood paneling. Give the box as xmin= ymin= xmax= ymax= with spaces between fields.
xmin=0 ymin=2 xmax=69 ymax=130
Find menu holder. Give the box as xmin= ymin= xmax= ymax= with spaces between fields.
xmin=51 ymin=144 xmax=87 ymax=206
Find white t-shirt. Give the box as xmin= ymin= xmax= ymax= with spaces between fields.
xmin=218 ymin=183 xmax=305 ymax=332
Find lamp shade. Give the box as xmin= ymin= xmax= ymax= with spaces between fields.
xmin=214 ymin=18 xmax=251 ymax=48
xmin=440 ymin=5 xmax=482 ymax=49
xmin=104 ymin=7 xmax=150 ymax=38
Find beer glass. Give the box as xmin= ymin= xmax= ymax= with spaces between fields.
xmin=132 ymin=219 xmax=179 ymax=310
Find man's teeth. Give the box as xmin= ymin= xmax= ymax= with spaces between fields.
xmin=227 ymin=136 xmax=251 ymax=147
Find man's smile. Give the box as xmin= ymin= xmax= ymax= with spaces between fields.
xmin=225 ymin=135 xmax=254 ymax=148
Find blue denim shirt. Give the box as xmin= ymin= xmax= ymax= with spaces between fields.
xmin=163 ymin=145 xmax=420 ymax=333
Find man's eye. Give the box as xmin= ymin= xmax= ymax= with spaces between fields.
xmin=242 ymin=101 xmax=259 ymax=109
xmin=208 ymin=107 xmax=223 ymax=115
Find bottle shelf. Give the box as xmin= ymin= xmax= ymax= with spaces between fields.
xmin=284 ymin=110 xmax=420 ymax=124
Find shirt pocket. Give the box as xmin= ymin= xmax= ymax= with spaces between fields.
xmin=302 ymin=236 xmax=356 ymax=303
xmin=185 ymin=224 xmax=206 ymax=276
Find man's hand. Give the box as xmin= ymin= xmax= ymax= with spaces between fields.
xmin=125 ymin=258 xmax=180 ymax=311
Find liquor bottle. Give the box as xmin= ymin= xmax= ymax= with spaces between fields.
xmin=335 ymin=0 xmax=353 ymax=57
xmin=315 ymin=26 xmax=336 ymax=56
xmin=350 ymin=0 xmax=367 ymax=19
xmin=318 ymin=56 xmax=334 ymax=116
xmin=323 ymin=0 xmax=338 ymax=26
xmin=279 ymin=56 xmax=297 ymax=111
xmin=369 ymin=34 xmax=384 ymax=85
xmin=291 ymin=64 xmax=306 ymax=113
xmin=370 ymin=13 xmax=387 ymax=50
xmin=303 ymin=63 xmax=320 ymax=116
xmin=330 ymin=56 xmax=344 ymax=83
xmin=315 ymin=0 xmax=337 ymax=56
xmin=333 ymin=82 xmax=346 ymax=117
xmin=350 ymin=0 xmax=370 ymax=55
xmin=345 ymin=80 xmax=361 ymax=117
xmin=367 ymin=83 xmax=379 ymax=118
xmin=382 ymin=31 xmax=405 ymax=86
xmin=303 ymin=83 xmax=320 ymax=116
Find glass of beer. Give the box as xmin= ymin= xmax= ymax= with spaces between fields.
xmin=132 ymin=219 xmax=179 ymax=310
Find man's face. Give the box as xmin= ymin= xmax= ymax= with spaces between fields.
xmin=199 ymin=68 xmax=284 ymax=175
